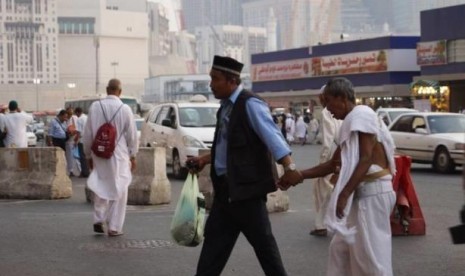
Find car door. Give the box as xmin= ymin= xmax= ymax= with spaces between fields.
xmin=154 ymin=105 xmax=177 ymax=164
xmin=390 ymin=115 xmax=416 ymax=157
xmin=140 ymin=106 xmax=161 ymax=147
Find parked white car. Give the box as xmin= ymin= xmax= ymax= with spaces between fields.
xmin=389 ymin=112 xmax=465 ymax=173
xmin=26 ymin=125 xmax=37 ymax=147
xmin=140 ymin=95 xmax=220 ymax=178
xmin=376 ymin=107 xmax=418 ymax=126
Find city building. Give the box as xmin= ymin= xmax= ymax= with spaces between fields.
xmin=181 ymin=0 xmax=245 ymax=33
xmin=412 ymin=4 xmax=465 ymax=113
xmin=57 ymin=0 xmax=148 ymax=100
xmin=251 ymin=36 xmax=420 ymax=114
xmin=195 ymin=25 xmax=266 ymax=74
xmin=0 ymin=0 xmax=61 ymax=110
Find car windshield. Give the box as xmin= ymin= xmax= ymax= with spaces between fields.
xmin=428 ymin=115 xmax=465 ymax=134
xmin=388 ymin=110 xmax=416 ymax=121
xmin=179 ymin=107 xmax=218 ymax=127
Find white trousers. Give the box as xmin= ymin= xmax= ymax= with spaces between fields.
xmin=65 ymin=141 xmax=80 ymax=175
xmin=93 ymin=189 xmax=128 ymax=233
xmin=313 ymin=176 xmax=334 ymax=230
xmin=327 ymin=186 xmax=396 ymax=276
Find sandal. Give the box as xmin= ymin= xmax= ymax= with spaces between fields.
xmin=309 ymin=229 xmax=327 ymax=237
xmin=108 ymin=230 xmax=124 ymax=237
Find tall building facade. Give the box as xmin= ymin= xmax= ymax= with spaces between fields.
xmin=195 ymin=25 xmax=266 ymax=74
xmin=0 ymin=0 xmax=59 ymax=85
xmin=243 ymin=0 xmax=320 ymax=49
xmin=181 ymin=0 xmax=244 ymax=33
xmin=57 ymin=0 xmax=148 ymax=99
xmin=148 ymin=2 xmax=171 ymax=57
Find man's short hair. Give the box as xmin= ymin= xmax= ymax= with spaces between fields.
xmin=57 ymin=109 xmax=67 ymax=117
xmin=75 ymin=107 xmax=83 ymax=114
xmin=324 ymin=77 xmax=356 ymax=103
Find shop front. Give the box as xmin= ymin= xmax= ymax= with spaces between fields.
xmin=414 ymin=5 xmax=465 ymax=113
xmin=251 ymin=36 xmax=420 ymax=114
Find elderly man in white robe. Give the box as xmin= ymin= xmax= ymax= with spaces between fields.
xmin=82 ymin=79 xmax=139 ymax=237
xmin=310 ymin=88 xmax=343 ymax=237
xmin=3 ymin=100 xmax=33 ymax=148
xmin=279 ymin=77 xmax=396 ymax=276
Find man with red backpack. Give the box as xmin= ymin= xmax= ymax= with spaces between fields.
xmin=82 ymin=79 xmax=139 ymax=237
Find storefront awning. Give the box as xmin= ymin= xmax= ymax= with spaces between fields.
xmin=410 ymin=79 xmax=440 ymax=93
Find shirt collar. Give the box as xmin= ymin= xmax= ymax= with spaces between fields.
xmin=221 ymin=84 xmax=243 ymax=106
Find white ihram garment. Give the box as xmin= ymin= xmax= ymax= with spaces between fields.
xmin=82 ymin=95 xmax=138 ymax=232
xmin=66 ymin=115 xmax=79 ymax=175
xmin=313 ymin=108 xmax=342 ymax=230
xmin=3 ymin=112 xmax=33 ymax=148
xmin=324 ymin=105 xmax=396 ymax=276
xmin=295 ymin=117 xmax=307 ymax=139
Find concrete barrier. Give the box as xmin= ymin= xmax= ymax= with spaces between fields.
xmin=85 ymin=147 xmax=171 ymax=205
xmin=197 ymin=149 xmax=289 ymax=213
xmin=0 ymin=147 xmax=72 ymax=199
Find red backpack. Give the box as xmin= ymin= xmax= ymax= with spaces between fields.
xmin=91 ymin=101 xmax=124 ymax=159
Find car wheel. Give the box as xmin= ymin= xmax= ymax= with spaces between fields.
xmin=172 ymin=151 xmax=187 ymax=179
xmin=433 ymin=147 xmax=455 ymax=173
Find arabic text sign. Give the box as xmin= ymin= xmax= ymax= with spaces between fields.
xmin=416 ymin=40 xmax=447 ymax=66
xmin=251 ymin=59 xmax=311 ymax=82
xmin=312 ymin=50 xmax=388 ymax=76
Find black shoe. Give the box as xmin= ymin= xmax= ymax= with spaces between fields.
xmin=93 ymin=223 xmax=105 ymax=233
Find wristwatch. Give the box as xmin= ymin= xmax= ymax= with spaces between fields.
xmin=284 ymin=163 xmax=296 ymax=172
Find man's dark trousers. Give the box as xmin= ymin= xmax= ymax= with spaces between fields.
xmin=195 ymin=182 xmax=287 ymax=276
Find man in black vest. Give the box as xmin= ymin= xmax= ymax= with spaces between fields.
xmin=187 ymin=56 xmax=303 ymax=276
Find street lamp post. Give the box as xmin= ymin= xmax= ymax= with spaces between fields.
xmin=111 ymin=61 xmax=119 ymax=78
xmin=66 ymin=82 xmax=76 ymax=102
xmin=33 ymin=78 xmax=40 ymax=111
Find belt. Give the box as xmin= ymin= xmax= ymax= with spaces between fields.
xmin=355 ymin=181 xmax=393 ymax=198
xmin=362 ymin=168 xmax=391 ymax=182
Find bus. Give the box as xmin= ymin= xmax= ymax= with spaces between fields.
xmin=65 ymin=95 xmax=141 ymax=116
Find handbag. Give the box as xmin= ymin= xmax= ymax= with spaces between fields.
xmin=170 ymin=173 xmax=206 ymax=247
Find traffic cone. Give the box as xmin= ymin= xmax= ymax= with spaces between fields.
xmin=390 ymin=155 xmax=426 ymax=236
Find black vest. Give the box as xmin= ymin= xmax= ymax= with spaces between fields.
xmin=210 ymin=90 xmax=276 ymax=202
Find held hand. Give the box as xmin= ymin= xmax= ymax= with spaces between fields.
xmin=277 ymin=170 xmax=303 ymax=190
xmin=336 ymin=191 xmax=350 ymax=219
xmin=186 ymin=156 xmax=206 ymax=174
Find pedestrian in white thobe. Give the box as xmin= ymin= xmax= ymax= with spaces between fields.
xmin=285 ymin=114 xmax=295 ymax=144
xmin=325 ymin=105 xmax=396 ymax=276
xmin=66 ymin=110 xmax=80 ymax=176
xmin=311 ymin=107 xmax=342 ymax=235
xmin=82 ymin=79 xmax=138 ymax=236
xmin=3 ymin=101 xmax=33 ymax=148
xmin=295 ymin=116 xmax=308 ymax=145
xmin=277 ymin=78 xmax=397 ymax=276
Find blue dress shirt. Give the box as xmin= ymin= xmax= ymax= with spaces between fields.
xmin=215 ymin=86 xmax=291 ymax=176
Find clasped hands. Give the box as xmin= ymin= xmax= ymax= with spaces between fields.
xmin=277 ymin=169 xmax=303 ymax=191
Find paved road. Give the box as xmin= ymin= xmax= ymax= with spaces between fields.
xmin=0 ymin=144 xmax=464 ymax=276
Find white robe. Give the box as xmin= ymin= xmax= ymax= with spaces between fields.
xmin=285 ymin=117 xmax=295 ymax=142
xmin=295 ymin=117 xmax=307 ymax=139
xmin=313 ymin=108 xmax=342 ymax=229
xmin=66 ymin=114 xmax=79 ymax=175
xmin=82 ymin=95 xmax=138 ymax=200
xmin=324 ymin=105 xmax=396 ymax=276
xmin=3 ymin=112 xmax=33 ymax=148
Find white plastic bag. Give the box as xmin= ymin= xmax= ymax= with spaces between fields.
xmin=170 ymin=173 xmax=206 ymax=247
